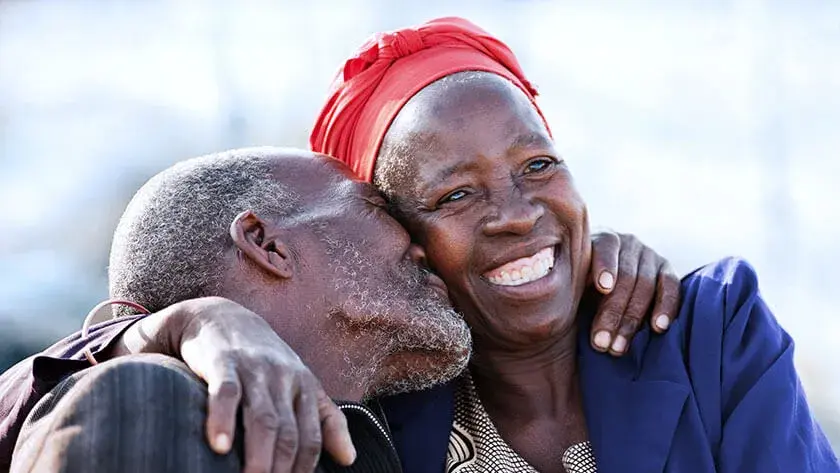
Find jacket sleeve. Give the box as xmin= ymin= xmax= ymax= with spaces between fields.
xmin=0 ymin=315 xmax=146 ymax=472
xmin=689 ymin=258 xmax=839 ymax=472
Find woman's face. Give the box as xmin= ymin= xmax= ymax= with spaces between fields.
xmin=376 ymin=73 xmax=591 ymax=348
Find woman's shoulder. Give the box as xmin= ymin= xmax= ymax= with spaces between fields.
xmin=680 ymin=256 xmax=759 ymax=311
xmin=637 ymin=256 xmax=789 ymax=382
xmin=676 ymin=256 xmax=781 ymax=345
xmin=622 ymin=256 xmax=784 ymax=381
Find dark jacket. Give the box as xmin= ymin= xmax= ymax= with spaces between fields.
xmin=0 ymin=315 xmax=146 ymax=472
xmin=319 ymin=401 xmax=402 ymax=472
xmin=3 ymin=258 xmax=837 ymax=473
xmin=380 ymin=258 xmax=840 ymax=473
xmin=0 ymin=316 xmax=403 ymax=473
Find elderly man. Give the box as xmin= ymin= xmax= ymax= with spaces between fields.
xmin=3 ymin=148 xmax=472 ymax=473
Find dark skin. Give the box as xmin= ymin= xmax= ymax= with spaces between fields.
xmin=109 ymin=151 xmax=471 ymax=473
xmin=102 ymin=155 xmax=677 ymax=472
xmin=378 ymin=73 xmax=645 ymax=471
xmin=378 ymin=97 xmax=680 ymax=357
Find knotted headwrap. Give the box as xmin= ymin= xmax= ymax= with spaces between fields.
xmin=309 ymin=16 xmax=550 ymax=182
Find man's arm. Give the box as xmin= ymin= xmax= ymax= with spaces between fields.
xmin=586 ymin=231 xmax=681 ymax=356
xmin=0 ymin=315 xmax=144 ymax=472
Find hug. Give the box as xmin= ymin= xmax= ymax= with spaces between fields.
xmin=1 ymin=16 xmax=836 ymax=473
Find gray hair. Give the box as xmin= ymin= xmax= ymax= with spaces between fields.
xmin=108 ymin=148 xmax=298 ymax=316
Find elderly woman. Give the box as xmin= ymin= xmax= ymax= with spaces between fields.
xmin=310 ymin=17 xmax=839 ymax=473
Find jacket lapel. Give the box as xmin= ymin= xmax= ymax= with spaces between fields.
xmin=379 ymin=382 xmax=456 ymax=473
xmin=578 ymin=328 xmax=689 ymax=473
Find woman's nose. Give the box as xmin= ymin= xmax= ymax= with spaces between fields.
xmin=483 ymin=196 xmax=544 ymax=237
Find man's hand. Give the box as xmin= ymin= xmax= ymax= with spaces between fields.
xmin=588 ymin=231 xmax=681 ymax=356
xmin=111 ymin=297 xmax=356 ymax=473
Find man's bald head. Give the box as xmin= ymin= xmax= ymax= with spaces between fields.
xmin=108 ymin=147 xmax=470 ymax=399
xmin=109 ymin=147 xmax=312 ymax=315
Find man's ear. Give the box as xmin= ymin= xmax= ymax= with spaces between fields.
xmin=230 ymin=210 xmax=293 ymax=280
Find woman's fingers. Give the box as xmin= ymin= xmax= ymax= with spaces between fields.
xmin=203 ymin=360 xmax=242 ymax=454
xmin=242 ymin=380 xmax=285 ymax=473
xmin=317 ymin=388 xmax=356 ymax=466
xmin=289 ymin=377 xmax=324 ymax=473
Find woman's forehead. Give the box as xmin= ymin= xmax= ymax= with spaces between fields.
xmin=375 ymin=72 xmax=550 ymax=196
xmin=389 ymin=101 xmax=548 ymax=166
xmin=390 ymin=73 xmax=545 ymax=142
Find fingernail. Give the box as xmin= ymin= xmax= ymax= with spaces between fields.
xmin=611 ymin=335 xmax=628 ymax=353
xmin=343 ymin=431 xmax=357 ymax=464
xmin=598 ymin=271 xmax=614 ymax=291
xmin=655 ymin=314 xmax=670 ymax=331
xmin=213 ymin=433 xmax=231 ymax=453
xmin=594 ymin=331 xmax=612 ymax=350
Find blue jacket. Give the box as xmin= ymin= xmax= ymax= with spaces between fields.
xmin=380 ymin=258 xmax=839 ymax=472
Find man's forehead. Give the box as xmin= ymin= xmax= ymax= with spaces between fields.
xmin=267 ymin=153 xmax=349 ymax=186
xmin=267 ymin=153 xmax=375 ymax=205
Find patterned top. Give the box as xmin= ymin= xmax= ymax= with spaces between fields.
xmin=446 ymin=374 xmax=597 ymax=473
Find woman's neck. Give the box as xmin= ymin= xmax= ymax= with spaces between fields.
xmin=470 ymin=327 xmax=580 ymax=420
xmin=468 ymin=325 xmax=588 ymax=472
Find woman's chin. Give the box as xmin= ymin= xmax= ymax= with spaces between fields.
xmin=473 ymin=311 xmax=579 ymax=350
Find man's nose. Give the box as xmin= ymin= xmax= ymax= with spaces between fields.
xmin=406 ymin=243 xmax=430 ymax=269
xmin=482 ymin=194 xmax=544 ymax=237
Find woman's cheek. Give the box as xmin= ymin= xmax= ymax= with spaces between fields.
xmin=426 ymin=226 xmax=466 ymax=281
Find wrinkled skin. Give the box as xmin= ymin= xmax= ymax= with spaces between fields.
xmin=108 ymin=151 xmax=472 ymax=473
xmin=374 ymin=71 xmax=680 ymax=470
xmin=376 ymin=73 xmax=680 ymax=357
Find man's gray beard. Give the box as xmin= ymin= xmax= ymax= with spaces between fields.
xmin=318 ymin=227 xmax=472 ymax=399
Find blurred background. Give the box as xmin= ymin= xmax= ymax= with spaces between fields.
xmin=0 ymin=0 xmax=838 ymax=445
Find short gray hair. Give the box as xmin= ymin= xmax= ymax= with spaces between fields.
xmin=108 ymin=148 xmax=298 ymax=316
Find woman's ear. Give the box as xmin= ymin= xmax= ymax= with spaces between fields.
xmin=230 ymin=210 xmax=293 ymax=279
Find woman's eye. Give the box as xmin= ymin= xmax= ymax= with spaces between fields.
xmin=524 ymin=158 xmax=555 ymax=174
xmin=440 ymin=190 xmax=467 ymax=204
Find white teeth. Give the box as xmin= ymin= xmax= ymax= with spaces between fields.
xmin=486 ymin=247 xmax=555 ymax=287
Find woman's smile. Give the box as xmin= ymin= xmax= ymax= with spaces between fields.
xmin=484 ymin=246 xmax=555 ymax=286
xmin=478 ymin=243 xmax=571 ymax=304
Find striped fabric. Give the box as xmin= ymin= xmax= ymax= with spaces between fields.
xmin=446 ymin=373 xmax=597 ymax=473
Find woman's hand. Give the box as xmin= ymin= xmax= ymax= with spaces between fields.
xmin=588 ymin=231 xmax=681 ymax=356
xmin=112 ymin=297 xmax=356 ymax=473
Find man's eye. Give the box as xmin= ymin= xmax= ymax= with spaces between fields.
xmin=365 ymin=195 xmax=388 ymax=209
xmin=439 ymin=190 xmax=467 ymax=205
xmin=524 ymin=158 xmax=555 ymax=174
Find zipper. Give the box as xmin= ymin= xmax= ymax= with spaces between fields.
xmin=335 ymin=401 xmax=396 ymax=450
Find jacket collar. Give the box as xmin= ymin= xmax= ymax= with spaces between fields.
xmin=577 ymin=313 xmax=689 ymax=473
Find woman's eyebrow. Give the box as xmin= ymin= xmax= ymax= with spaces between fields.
xmin=510 ymin=132 xmax=552 ymax=151
xmin=421 ymin=161 xmax=481 ymax=194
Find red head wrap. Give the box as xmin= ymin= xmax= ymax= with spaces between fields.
xmin=309 ymin=16 xmax=550 ymax=182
